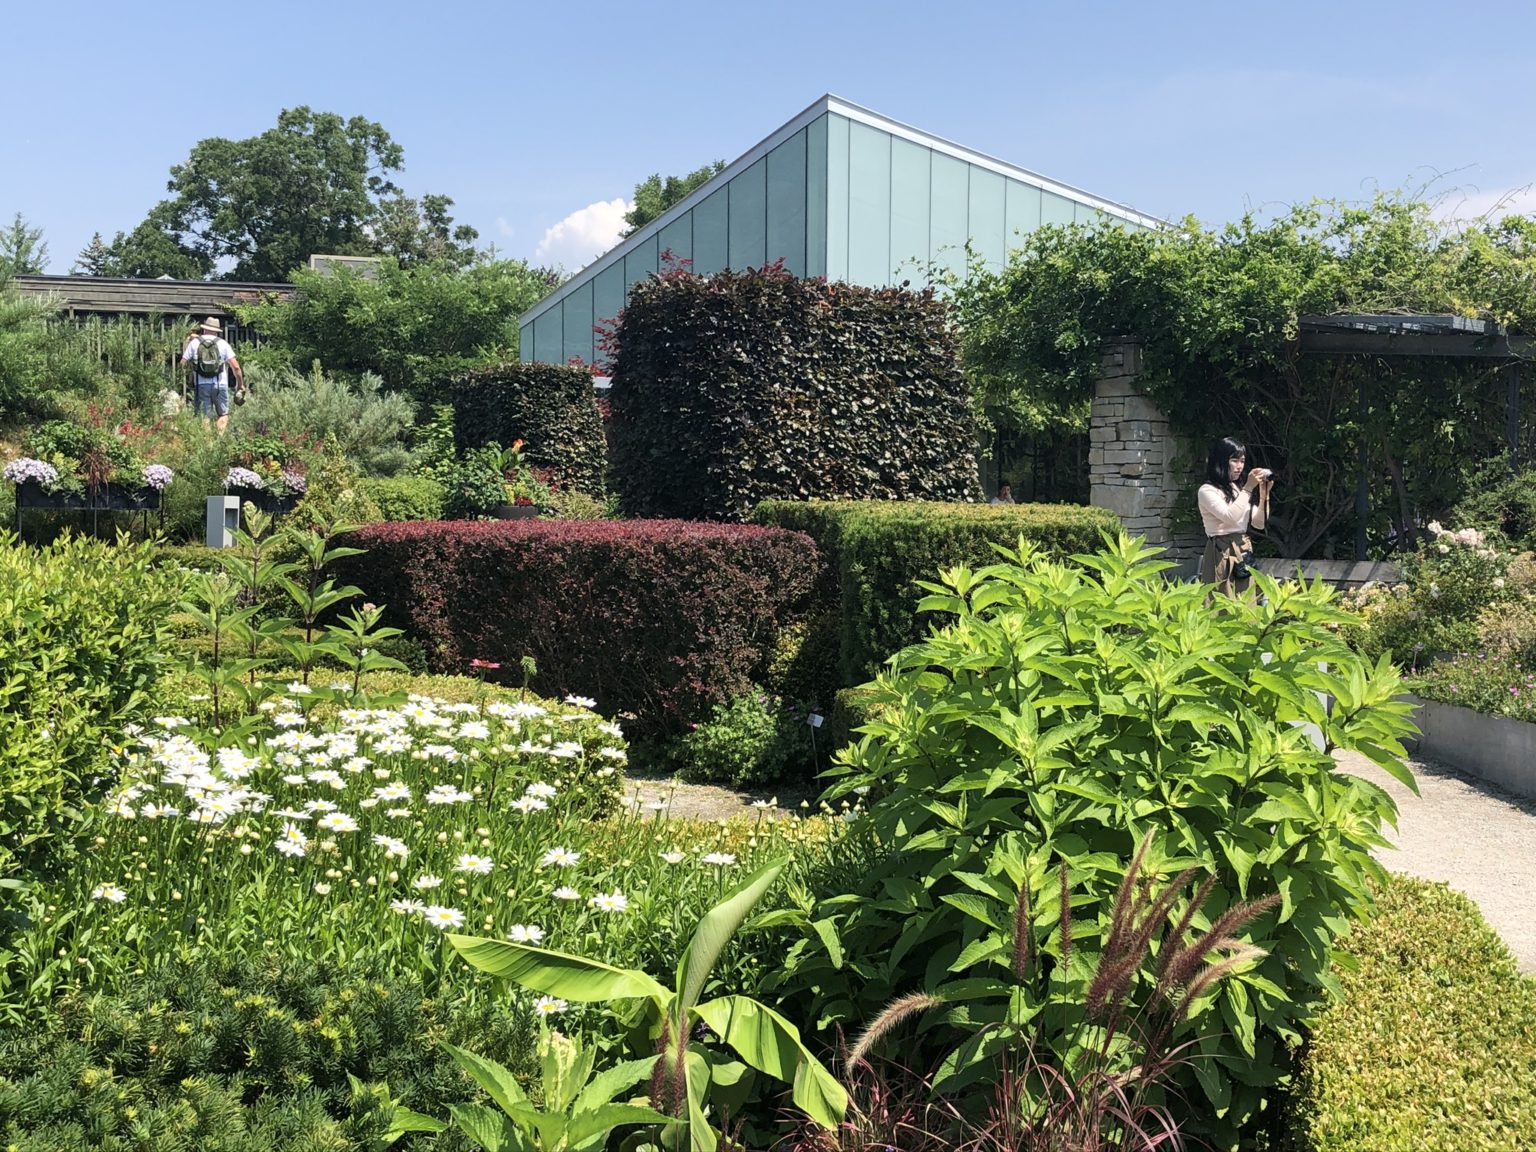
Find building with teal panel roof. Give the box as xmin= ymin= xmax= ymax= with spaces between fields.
xmin=518 ymin=94 xmax=1158 ymax=366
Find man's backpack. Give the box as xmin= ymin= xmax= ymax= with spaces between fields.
xmin=192 ymin=336 xmax=223 ymax=378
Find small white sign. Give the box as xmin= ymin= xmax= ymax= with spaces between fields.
xmin=807 ymin=713 xmax=824 ymax=729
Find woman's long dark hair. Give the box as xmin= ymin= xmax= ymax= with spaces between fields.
xmin=1205 ymin=437 xmax=1247 ymax=502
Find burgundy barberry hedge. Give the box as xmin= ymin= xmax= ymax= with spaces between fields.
xmin=340 ymin=520 xmax=819 ymax=740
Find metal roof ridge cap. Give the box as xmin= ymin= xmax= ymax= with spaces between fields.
xmin=519 ymin=95 xmax=836 ymax=326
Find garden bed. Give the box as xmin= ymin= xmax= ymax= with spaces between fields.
xmin=14 ymin=481 xmax=161 ymax=511
xmin=1405 ymin=693 xmax=1536 ymax=802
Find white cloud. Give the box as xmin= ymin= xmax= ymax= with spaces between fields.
xmin=534 ymin=198 xmax=632 ymax=271
xmin=495 ymin=216 xmax=515 ymax=239
xmin=1432 ymin=183 xmax=1536 ymax=224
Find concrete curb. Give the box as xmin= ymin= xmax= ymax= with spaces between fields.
xmin=1403 ymin=694 xmax=1536 ymax=803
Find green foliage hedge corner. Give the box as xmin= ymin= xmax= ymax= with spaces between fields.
xmin=610 ymin=266 xmax=981 ymax=521
xmin=0 ymin=533 xmax=176 ymax=879
xmin=754 ymin=499 xmax=1120 ymax=686
xmin=360 ymin=474 xmax=448 ymax=521
xmin=1289 ymin=876 xmax=1536 ymax=1152
xmin=447 ymin=362 xmax=607 ymax=497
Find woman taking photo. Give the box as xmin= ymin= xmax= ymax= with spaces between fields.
xmin=1198 ymin=437 xmax=1273 ymax=598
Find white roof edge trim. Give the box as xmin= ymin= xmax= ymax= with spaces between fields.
xmin=519 ymin=94 xmax=1165 ymax=327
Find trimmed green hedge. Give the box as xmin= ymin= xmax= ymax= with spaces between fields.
xmin=608 ymin=266 xmax=980 ymax=521
xmin=1288 ymin=875 xmax=1536 ymax=1151
xmin=360 ymin=474 xmax=447 ymax=521
xmin=753 ymin=499 xmax=1120 ymax=688
xmin=447 ymin=361 xmax=607 ymax=497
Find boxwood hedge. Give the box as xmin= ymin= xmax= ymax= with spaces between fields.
xmin=1288 ymin=875 xmax=1536 ymax=1151
xmin=753 ymin=499 xmax=1120 ymax=689
xmin=608 ymin=264 xmax=981 ymax=521
xmin=447 ymin=362 xmax=607 ymax=497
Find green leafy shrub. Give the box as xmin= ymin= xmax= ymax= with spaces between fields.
xmin=779 ymin=534 xmax=1417 ymax=1148
xmin=1409 ymin=649 xmax=1536 ymax=718
xmin=754 ymin=499 xmax=1120 ymax=687
xmin=447 ymin=363 xmax=607 ymax=498
xmin=1451 ymin=460 xmax=1536 ymax=549
xmin=677 ymin=690 xmax=815 ymax=788
xmin=0 ymin=953 xmax=535 ymax=1152
xmin=609 ymin=265 xmax=981 ymax=521
xmin=233 ymin=363 xmax=416 ymax=477
xmin=1288 ymin=875 xmax=1536 ymax=1151
xmin=0 ymin=532 xmax=174 ymax=879
xmin=361 ymin=474 xmax=447 ymax=521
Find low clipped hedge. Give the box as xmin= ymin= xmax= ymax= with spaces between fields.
xmin=338 ymin=520 xmax=820 ymax=740
xmin=753 ymin=499 xmax=1120 ymax=688
xmin=360 ymin=474 xmax=447 ymax=522
xmin=447 ymin=362 xmax=607 ymax=497
xmin=1288 ymin=875 xmax=1536 ymax=1151
xmin=609 ymin=266 xmax=980 ymax=521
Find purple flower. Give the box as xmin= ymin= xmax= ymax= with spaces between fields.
xmin=3 ymin=457 xmax=59 ymax=487
xmin=280 ymin=470 xmax=307 ymax=495
xmin=142 ymin=464 xmax=174 ymax=491
xmin=224 ymin=467 xmax=266 ymax=491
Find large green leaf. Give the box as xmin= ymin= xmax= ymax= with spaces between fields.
xmin=565 ymin=1103 xmax=674 ymax=1150
xmin=448 ymin=1102 xmax=521 ymax=1152
xmin=676 ymin=857 xmax=787 ymax=1013
xmin=448 ymin=936 xmax=669 ymax=1003
xmin=574 ymin=1056 xmax=658 ymax=1112
xmin=444 ymin=1043 xmax=528 ymax=1115
xmin=694 ymin=995 xmax=847 ymax=1129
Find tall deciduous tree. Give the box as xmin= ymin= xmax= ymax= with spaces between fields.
xmin=621 ymin=161 xmax=726 ymax=237
xmin=114 ymin=107 xmax=479 ymax=282
xmin=0 ymin=213 xmax=49 ymax=280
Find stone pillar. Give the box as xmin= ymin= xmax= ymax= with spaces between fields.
xmin=1089 ymin=341 xmax=1201 ymax=566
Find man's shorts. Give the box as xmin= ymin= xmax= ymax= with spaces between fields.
xmin=195 ymin=378 xmax=229 ymax=417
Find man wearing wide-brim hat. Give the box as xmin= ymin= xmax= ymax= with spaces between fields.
xmin=180 ymin=316 xmax=246 ymax=432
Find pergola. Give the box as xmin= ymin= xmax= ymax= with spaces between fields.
xmin=1297 ymin=313 xmax=1531 ymax=561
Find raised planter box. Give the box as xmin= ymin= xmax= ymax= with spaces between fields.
xmin=1404 ymin=693 xmax=1536 ymax=803
xmin=224 ymin=487 xmax=299 ymax=514
xmin=15 ymin=481 xmax=161 ymax=511
xmin=491 ymin=504 xmax=540 ymax=520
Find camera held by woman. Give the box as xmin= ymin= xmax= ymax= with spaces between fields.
xmin=1198 ymin=437 xmax=1274 ymax=599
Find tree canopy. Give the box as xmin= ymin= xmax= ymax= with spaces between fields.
xmin=0 ymin=213 xmax=48 ymax=281
xmin=105 ymin=107 xmax=478 ymax=282
xmin=949 ymin=194 xmax=1536 ymax=556
xmin=621 ymin=161 xmax=725 ymax=237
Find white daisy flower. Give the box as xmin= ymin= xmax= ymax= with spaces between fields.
xmin=534 ymin=995 xmax=568 ymax=1016
xmin=506 ymin=924 xmax=545 ymax=944
xmin=563 ymin=695 xmax=596 ymax=709
xmin=588 ymin=891 xmax=628 ymax=913
xmin=274 ymin=823 xmax=309 ymax=857
xmin=316 ymin=812 xmax=359 ymax=833
xmin=552 ymin=885 xmax=581 ymax=901
xmin=540 ymin=847 xmax=580 ymax=868
xmin=372 ymin=835 xmax=410 ymax=859
xmin=91 ymin=883 xmax=128 ymax=903
xmin=314 ymin=882 xmax=332 ymax=895
xmin=454 ymin=853 xmax=494 ymax=875
xmin=423 ymin=905 xmax=466 ymax=930
xmin=524 ymin=782 xmax=558 ymax=799
xmin=413 ymin=875 xmax=444 ymax=890
xmin=457 ymin=721 xmax=491 ymax=741
xmin=510 ymin=796 xmax=548 ymax=814
xmin=660 ymin=851 xmax=685 ymax=864
xmin=390 ymin=898 xmax=426 ymax=916
xmin=701 ymin=852 xmax=737 ymax=867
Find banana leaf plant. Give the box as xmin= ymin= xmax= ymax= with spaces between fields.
xmin=448 ymin=857 xmax=846 ymax=1152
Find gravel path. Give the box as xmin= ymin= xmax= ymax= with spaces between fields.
xmin=1337 ymin=750 xmax=1536 ymax=973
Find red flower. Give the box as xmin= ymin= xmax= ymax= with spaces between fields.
xmin=469 ymin=658 xmax=502 ymax=671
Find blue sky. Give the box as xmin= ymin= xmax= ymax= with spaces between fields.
xmin=7 ymin=0 xmax=1536 ymax=274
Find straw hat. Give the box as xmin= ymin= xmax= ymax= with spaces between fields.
xmin=198 ymin=316 xmax=221 ymax=335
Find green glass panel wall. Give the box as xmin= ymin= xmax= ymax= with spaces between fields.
xmin=930 ymin=151 xmax=969 ymax=282
xmin=825 ymin=114 xmax=850 ymax=281
xmin=847 ymin=121 xmax=891 ymax=285
xmin=519 ymin=323 xmax=533 ymax=362
xmin=593 ymin=262 xmax=624 ymax=333
xmin=806 ymin=115 xmax=828 ymax=278
xmin=562 ymin=280 xmax=594 ymax=365
xmin=658 ymin=214 xmax=692 ymax=267
xmin=1041 ymin=190 xmax=1076 ymax=227
xmin=693 ymin=187 xmax=728 ymax=276
xmin=729 ymin=157 xmax=767 ymax=270
xmin=1075 ymin=202 xmax=1107 ymax=228
xmin=889 ymin=137 xmax=930 ymax=281
xmin=532 ymin=308 xmax=561 ymax=369
xmin=624 ymin=234 xmax=658 ymax=289
xmin=766 ymin=128 xmax=807 ymax=274
xmin=968 ymin=167 xmax=1006 ymax=272
xmin=1005 ymin=179 xmax=1043 ymax=248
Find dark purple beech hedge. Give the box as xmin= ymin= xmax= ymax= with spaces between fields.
xmin=339 ymin=519 xmax=819 ymax=740
xmin=607 ymin=263 xmax=981 ymax=521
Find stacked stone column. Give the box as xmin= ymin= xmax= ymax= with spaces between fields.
xmin=1088 ymin=341 xmax=1201 ymax=563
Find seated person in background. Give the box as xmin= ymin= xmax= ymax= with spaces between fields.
xmin=990 ymin=482 xmax=1015 ymax=505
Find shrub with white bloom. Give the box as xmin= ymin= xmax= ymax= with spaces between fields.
xmin=423 ymin=905 xmax=466 ymax=930
xmin=540 ymin=847 xmax=580 ymax=868
xmin=506 ymin=924 xmax=545 ymax=944
xmin=534 ymin=996 xmax=568 ymax=1016
xmin=588 ymin=891 xmax=629 ymax=913
xmin=454 ymin=853 xmax=494 ymax=875
xmin=552 ymin=885 xmax=581 ymax=901
xmin=4 ymin=457 xmax=60 ymax=487
xmin=224 ymin=466 xmax=266 ymax=490
xmin=413 ymin=875 xmax=443 ymax=890
xmin=91 ymin=883 xmax=128 ymax=903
